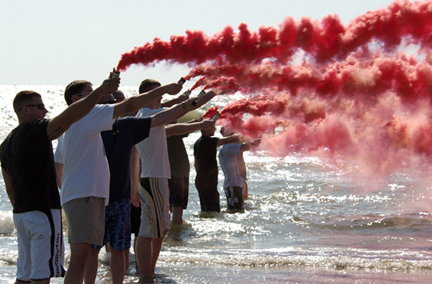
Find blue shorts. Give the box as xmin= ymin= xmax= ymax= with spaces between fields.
xmin=92 ymin=199 xmax=131 ymax=251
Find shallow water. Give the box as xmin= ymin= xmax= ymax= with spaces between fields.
xmin=1 ymin=85 xmax=432 ymax=283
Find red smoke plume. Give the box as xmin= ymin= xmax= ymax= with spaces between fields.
xmin=117 ymin=0 xmax=432 ymax=71
xmin=116 ymin=0 xmax=432 ymax=176
xmin=201 ymin=106 xmax=219 ymax=120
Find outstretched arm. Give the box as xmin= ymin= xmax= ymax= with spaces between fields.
xmin=1 ymin=168 xmax=14 ymax=208
xmin=165 ymin=120 xmax=215 ymax=137
xmin=161 ymin=92 xmax=189 ymax=108
xmin=150 ymin=93 xmax=213 ymax=127
xmin=217 ymin=134 xmax=241 ymax=147
xmin=193 ymin=90 xmax=219 ymax=108
xmin=113 ymin=83 xmax=182 ymax=119
xmin=170 ymin=90 xmax=219 ymax=122
xmin=47 ymin=75 xmax=120 ymax=140
xmin=240 ymin=138 xmax=261 ymax=151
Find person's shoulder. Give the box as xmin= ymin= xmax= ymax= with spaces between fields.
xmin=119 ymin=116 xmax=151 ymax=129
xmin=138 ymin=107 xmax=161 ymax=116
xmin=94 ymin=104 xmax=114 ymax=111
xmin=194 ymin=136 xmax=203 ymax=145
xmin=24 ymin=119 xmax=49 ymax=137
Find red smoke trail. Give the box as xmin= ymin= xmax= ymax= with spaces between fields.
xmin=115 ymin=0 xmax=432 ymax=178
xmin=185 ymin=48 xmax=432 ymax=105
xmin=190 ymin=77 xmax=207 ymax=91
xmin=201 ymin=106 xmax=219 ymax=120
xmin=116 ymin=1 xmax=432 ymax=71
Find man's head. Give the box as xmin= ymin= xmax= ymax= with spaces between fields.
xmin=64 ymin=80 xmax=93 ymax=105
xmin=98 ymin=94 xmax=116 ymax=105
xmin=139 ymin=79 xmax=162 ymax=109
xmin=113 ymin=90 xmax=125 ymax=103
xmin=139 ymin=79 xmax=161 ymax=93
xmin=220 ymin=126 xmax=235 ymax=137
xmin=13 ymin=90 xmax=48 ymax=123
xmin=201 ymin=122 xmax=216 ymax=137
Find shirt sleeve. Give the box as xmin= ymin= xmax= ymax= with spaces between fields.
xmin=31 ymin=119 xmax=50 ymax=144
xmin=222 ymin=143 xmax=242 ymax=154
xmin=119 ymin=117 xmax=152 ymax=145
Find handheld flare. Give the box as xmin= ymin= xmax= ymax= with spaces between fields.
xmin=192 ymin=89 xmax=206 ymax=106
xmin=178 ymin=77 xmax=186 ymax=86
xmin=112 ymin=68 xmax=120 ymax=79
xmin=211 ymin=112 xmax=221 ymax=122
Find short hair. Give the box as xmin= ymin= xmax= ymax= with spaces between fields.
xmin=113 ymin=90 xmax=125 ymax=99
xmin=64 ymin=80 xmax=92 ymax=105
xmin=13 ymin=91 xmax=41 ymax=113
xmin=139 ymin=79 xmax=161 ymax=94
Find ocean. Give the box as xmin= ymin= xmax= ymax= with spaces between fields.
xmin=1 ymin=85 xmax=432 ymax=283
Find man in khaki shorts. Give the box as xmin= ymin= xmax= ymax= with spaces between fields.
xmin=55 ymin=78 xmax=183 ymax=284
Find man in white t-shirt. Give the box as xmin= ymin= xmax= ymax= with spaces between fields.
xmin=133 ymin=79 xmax=218 ymax=280
xmin=218 ymin=127 xmax=260 ymax=211
xmin=55 ymin=79 xmax=183 ymax=284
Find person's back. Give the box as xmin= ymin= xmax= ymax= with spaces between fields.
xmin=193 ymin=130 xmax=220 ymax=212
xmin=135 ymin=107 xmax=170 ymax=180
xmin=1 ymin=120 xmax=60 ymax=213
xmin=0 ymin=118 xmax=66 ymax=280
xmin=167 ymin=134 xmax=189 ymax=178
xmin=167 ymin=133 xmax=190 ymax=224
xmin=57 ymin=104 xmax=115 ymax=204
xmin=218 ymin=143 xmax=245 ymax=210
xmin=218 ymin=143 xmax=245 ymax=189
xmin=194 ymin=134 xmax=219 ymax=188
xmin=102 ymin=116 xmax=151 ymax=202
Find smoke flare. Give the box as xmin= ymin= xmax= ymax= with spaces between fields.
xmin=116 ymin=0 xmax=432 ymax=175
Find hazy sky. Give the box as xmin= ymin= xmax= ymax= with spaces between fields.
xmin=0 ymin=0 xmax=400 ymax=86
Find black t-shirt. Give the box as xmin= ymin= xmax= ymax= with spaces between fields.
xmin=101 ymin=116 xmax=151 ymax=203
xmin=0 ymin=119 xmax=61 ymax=214
xmin=193 ymin=135 xmax=219 ymax=185
xmin=167 ymin=134 xmax=189 ymax=178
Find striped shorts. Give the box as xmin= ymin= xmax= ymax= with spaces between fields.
xmin=138 ymin=177 xmax=170 ymax=238
xmin=14 ymin=209 xmax=65 ymax=281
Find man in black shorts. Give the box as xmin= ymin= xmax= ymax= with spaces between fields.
xmin=193 ymin=124 xmax=240 ymax=212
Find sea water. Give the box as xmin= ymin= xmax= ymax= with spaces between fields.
xmin=1 ymin=85 xmax=432 ymax=283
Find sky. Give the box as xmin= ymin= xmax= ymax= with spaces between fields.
xmin=0 ymin=0 xmax=403 ymax=86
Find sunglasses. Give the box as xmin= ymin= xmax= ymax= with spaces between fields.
xmin=19 ymin=104 xmax=46 ymax=111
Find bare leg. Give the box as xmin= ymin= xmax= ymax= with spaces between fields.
xmin=123 ymin=248 xmax=130 ymax=267
xmin=84 ymin=247 xmax=99 ymax=284
xmin=149 ymin=230 xmax=167 ymax=274
xmin=109 ymin=244 xmax=126 ymax=284
xmin=136 ymin=236 xmax=154 ymax=278
xmin=64 ymin=243 xmax=91 ymax=284
xmin=133 ymin=235 xmax=139 ymax=272
xmin=171 ymin=206 xmax=183 ymax=224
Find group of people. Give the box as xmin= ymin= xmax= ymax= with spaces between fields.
xmin=0 ymin=70 xmax=259 ymax=284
